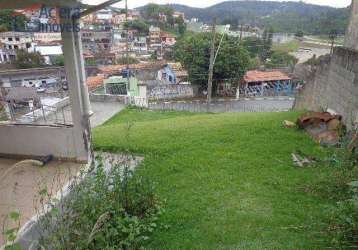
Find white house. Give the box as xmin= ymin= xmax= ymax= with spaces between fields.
xmin=34 ymin=42 xmax=63 ymax=64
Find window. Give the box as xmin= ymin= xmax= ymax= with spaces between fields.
xmin=8 ymin=45 xmax=12 ymax=49
xmin=8 ymin=37 xmax=13 ymax=41
xmin=15 ymin=37 xmax=20 ymax=41
xmin=14 ymin=45 xmax=18 ymax=49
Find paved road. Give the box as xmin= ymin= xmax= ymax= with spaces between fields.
xmin=90 ymin=102 xmax=125 ymax=127
xmin=290 ymin=47 xmax=330 ymax=64
xmin=34 ymin=102 xmax=125 ymax=127
xmin=149 ymin=99 xmax=294 ymax=113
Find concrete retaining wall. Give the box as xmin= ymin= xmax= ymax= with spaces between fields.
xmin=0 ymin=124 xmax=80 ymax=161
xmin=294 ymin=47 xmax=358 ymax=129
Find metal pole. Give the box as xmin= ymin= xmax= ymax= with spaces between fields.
xmin=207 ymin=18 xmax=217 ymax=106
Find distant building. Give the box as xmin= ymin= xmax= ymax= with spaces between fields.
xmin=112 ymin=13 xmax=126 ymax=25
xmin=96 ymin=9 xmax=113 ymax=23
xmin=0 ymin=32 xmax=33 ymax=51
xmin=0 ymin=46 xmax=16 ymax=63
xmin=34 ymin=32 xmax=61 ymax=43
xmin=173 ymin=11 xmax=185 ymax=20
xmin=0 ymin=67 xmax=66 ymax=88
xmin=157 ymin=63 xmax=188 ymax=84
xmin=128 ymin=10 xmax=140 ymax=20
xmin=160 ymin=32 xmax=176 ymax=46
xmin=158 ymin=12 xmax=167 ymax=22
xmin=84 ymin=52 xmax=115 ymax=65
xmin=272 ymin=33 xmax=295 ymax=44
xmin=149 ymin=26 xmax=162 ymax=55
xmin=104 ymin=76 xmax=139 ymax=96
xmin=81 ymin=30 xmax=113 ymax=53
xmin=132 ymin=36 xmax=148 ymax=53
xmin=33 ymin=42 xmax=63 ymax=64
xmin=237 ymin=70 xmax=292 ymax=97
xmin=81 ymin=13 xmax=97 ymax=25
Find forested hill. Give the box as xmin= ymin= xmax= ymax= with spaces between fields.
xmin=138 ymin=1 xmax=350 ymax=35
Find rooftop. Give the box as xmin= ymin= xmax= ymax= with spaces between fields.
xmin=87 ymin=75 xmax=104 ymax=91
xmin=244 ymin=70 xmax=291 ymax=83
xmin=160 ymin=31 xmax=176 ymax=38
xmin=98 ymin=61 xmax=166 ymax=74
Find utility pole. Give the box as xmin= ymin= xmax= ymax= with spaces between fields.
xmin=207 ymin=17 xmax=217 ymax=106
xmin=239 ymin=24 xmax=243 ymax=44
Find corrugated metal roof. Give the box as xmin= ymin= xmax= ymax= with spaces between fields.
xmin=244 ymin=70 xmax=291 ymax=83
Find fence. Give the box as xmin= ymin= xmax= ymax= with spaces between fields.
xmin=0 ymin=87 xmax=72 ymax=126
xmin=238 ymin=82 xmax=297 ymax=98
xmin=148 ymin=97 xmax=295 ymax=113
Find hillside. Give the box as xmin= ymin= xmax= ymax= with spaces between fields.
xmin=93 ymin=108 xmax=336 ymax=249
xmin=138 ymin=1 xmax=350 ymax=35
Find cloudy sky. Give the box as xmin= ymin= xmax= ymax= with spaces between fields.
xmin=84 ymin=0 xmax=351 ymax=9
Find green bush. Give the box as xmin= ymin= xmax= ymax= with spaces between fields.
xmin=323 ymin=134 xmax=358 ymax=248
xmin=38 ymin=155 xmax=163 ymax=249
xmin=327 ymin=181 xmax=358 ymax=249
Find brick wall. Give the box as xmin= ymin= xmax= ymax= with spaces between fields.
xmin=294 ymin=47 xmax=358 ymax=129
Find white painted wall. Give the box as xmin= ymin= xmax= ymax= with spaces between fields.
xmin=0 ymin=124 xmax=85 ymax=161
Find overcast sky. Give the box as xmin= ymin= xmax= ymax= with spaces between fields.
xmin=84 ymin=0 xmax=351 ymax=9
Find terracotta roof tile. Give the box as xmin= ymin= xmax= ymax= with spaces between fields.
xmin=98 ymin=61 xmax=167 ymax=74
xmin=160 ymin=31 xmax=176 ymax=38
xmin=244 ymin=70 xmax=291 ymax=83
xmin=87 ymin=75 xmax=104 ymax=91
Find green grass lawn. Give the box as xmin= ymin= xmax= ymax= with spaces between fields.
xmin=272 ymin=40 xmax=301 ymax=53
xmin=93 ymin=108 xmax=335 ymax=249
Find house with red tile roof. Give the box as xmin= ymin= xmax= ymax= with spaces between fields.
xmin=243 ymin=70 xmax=291 ymax=85
xmin=238 ymin=70 xmax=293 ymax=97
xmin=160 ymin=32 xmax=176 ymax=46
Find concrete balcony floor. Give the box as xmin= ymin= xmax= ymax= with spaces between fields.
xmin=0 ymin=158 xmax=83 ymax=246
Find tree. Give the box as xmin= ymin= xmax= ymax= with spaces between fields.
xmin=14 ymin=50 xmax=45 ymax=69
xmin=144 ymin=4 xmax=161 ymax=21
xmin=265 ymin=51 xmax=298 ymax=68
xmin=52 ymin=55 xmax=64 ymax=66
xmin=123 ymin=20 xmax=149 ymax=35
xmin=261 ymin=27 xmax=274 ymax=61
xmin=295 ymin=30 xmax=304 ymax=38
xmin=175 ymin=16 xmax=186 ymax=35
xmin=174 ymin=32 xmax=252 ymax=89
xmin=0 ymin=9 xmax=27 ymax=32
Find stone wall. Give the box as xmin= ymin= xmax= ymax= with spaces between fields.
xmin=294 ymin=47 xmax=358 ymax=129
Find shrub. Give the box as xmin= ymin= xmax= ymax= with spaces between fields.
xmin=327 ymin=181 xmax=358 ymax=249
xmin=37 ymin=155 xmax=163 ymax=249
xmin=323 ymin=132 xmax=358 ymax=248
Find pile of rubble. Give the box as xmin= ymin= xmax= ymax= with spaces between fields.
xmin=296 ymin=112 xmax=343 ymax=146
xmin=284 ymin=112 xmax=358 ymax=168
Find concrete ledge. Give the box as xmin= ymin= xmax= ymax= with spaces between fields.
xmin=0 ymin=124 xmax=83 ymax=161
